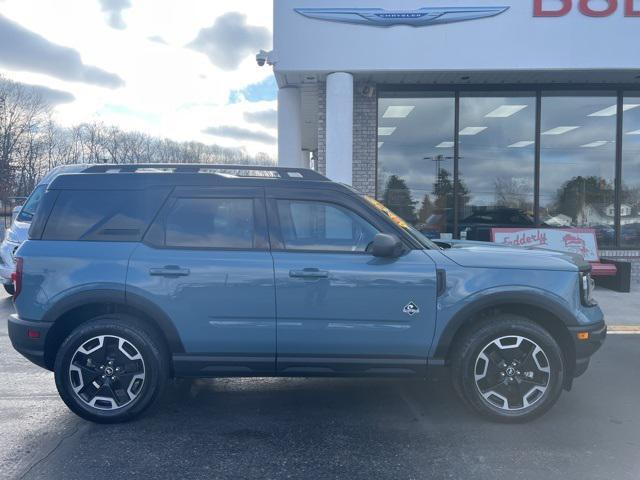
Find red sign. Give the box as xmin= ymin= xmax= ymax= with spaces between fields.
xmin=534 ymin=0 xmax=640 ymax=17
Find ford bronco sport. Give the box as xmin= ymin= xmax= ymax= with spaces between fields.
xmin=8 ymin=164 xmax=606 ymax=423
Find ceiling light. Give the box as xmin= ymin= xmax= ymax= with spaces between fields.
xmin=581 ymin=141 xmax=609 ymax=148
xmin=436 ymin=141 xmax=454 ymax=148
xmin=383 ymin=106 xmax=415 ymax=118
xmin=588 ymin=104 xmax=640 ymax=117
xmin=542 ymin=126 xmax=580 ymax=135
xmin=626 ymin=129 xmax=640 ymax=135
xmin=508 ymin=141 xmax=535 ymax=148
xmin=378 ymin=142 xmax=384 ymax=148
xmin=378 ymin=127 xmax=396 ymax=136
xmin=459 ymin=126 xmax=488 ymax=136
xmin=485 ymin=105 xmax=528 ymax=118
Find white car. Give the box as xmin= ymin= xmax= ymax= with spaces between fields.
xmin=1 ymin=165 xmax=95 ymax=294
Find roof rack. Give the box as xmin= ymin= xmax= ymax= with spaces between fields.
xmin=81 ymin=164 xmax=327 ymax=181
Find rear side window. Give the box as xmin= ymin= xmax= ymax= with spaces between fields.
xmin=164 ymin=198 xmax=255 ymax=249
xmin=42 ymin=188 xmax=169 ymax=242
xmin=17 ymin=185 xmax=46 ymax=223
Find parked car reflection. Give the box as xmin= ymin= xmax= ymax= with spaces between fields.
xmin=418 ymin=208 xmax=537 ymax=242
xmin=418 ymin=206 xmax=618 ymax=245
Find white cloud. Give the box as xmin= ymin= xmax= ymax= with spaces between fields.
xmin=0 ymin=14 xmax=124 ymax=87
xmin=244 ymin=108 xmax=277 ymax=129
xmin=187 ymin=12 xmax=271 ymax=71
xmin=99 ymin=0 xmax=132 ymax=30
xmin=203 ymin=125 xmax=276 ymax=144
xmin=0 ymin=0 xmax=276 ymax=156
xmin=147 ymin=35 xmax=167 ymax=45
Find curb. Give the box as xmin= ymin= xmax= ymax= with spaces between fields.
xmin=608 ymin=326 xmax=640 ymax=334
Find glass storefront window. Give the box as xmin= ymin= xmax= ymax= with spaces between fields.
xmin=622 ymin=94 xmax=640 ymax=248
xmin=539 ymin=93 xmax=617 ymax=248
xmin=459 ymin=94 xmax=536 ymax=241
xmin=376 ymin=89 xmax=635 ymax=249
xmin=377 ymin=94 xmax=455 ymax=239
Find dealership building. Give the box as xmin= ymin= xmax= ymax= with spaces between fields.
xmin=269 ymin=0 xmax=640 ymax=283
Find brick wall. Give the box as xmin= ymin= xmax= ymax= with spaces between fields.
xmin=352 ymin=82 xmax=378 ymax=197
xmin=315 ymin=81 xmax=378 ymax=197
xmin=316 ymin=82 xmax=327 ymax=175
xmin=599 ymin=250 xmax=640 ymax=285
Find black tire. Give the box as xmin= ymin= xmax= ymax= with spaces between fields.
xmin=3 ymin=283 xmax=14 ymax=295
xmin=54 ymin=314 xmax=168 ymax=423
xmin=451 ymin=314 xmax=565 ymax=423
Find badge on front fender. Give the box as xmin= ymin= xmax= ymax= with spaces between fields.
xmin=403 ymin=302 xmax=420 ymax=316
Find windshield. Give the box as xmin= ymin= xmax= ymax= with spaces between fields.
xmin=363 ymin=196 xmax=440 ymax=250
xmin=16 ymin=185 xmax=46 ymax=223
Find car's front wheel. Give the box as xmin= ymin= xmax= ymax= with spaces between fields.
xmin=3 ymin=283 xmax=14 ymax=295
xmin=54 ymin=315 xmax=167 ymax=423
xmin=451 ymin=314 xmax=565 ymax=423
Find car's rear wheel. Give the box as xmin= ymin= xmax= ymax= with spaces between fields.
xmin=3 ymin=284 xmax=14 ymax=295
xmin=451 ymin=314 xmax=565 ymax=423
xmin=54 ymin=315 xmax=167 ymax=423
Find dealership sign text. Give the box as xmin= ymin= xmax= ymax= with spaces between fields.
xmin=535 ymin=0 xmax=640 ymax=17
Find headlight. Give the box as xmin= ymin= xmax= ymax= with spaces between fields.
xmin=580 ymin=272 xmax=597 ymax=307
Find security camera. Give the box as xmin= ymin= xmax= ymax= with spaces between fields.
xmin=256 ymin=50 xmax=270 ymax=67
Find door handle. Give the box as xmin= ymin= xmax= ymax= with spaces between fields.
xmin=149 ymin=266 xmax=191 ymax=277
xmin=289 ymin=268 xmax=329 ymax=279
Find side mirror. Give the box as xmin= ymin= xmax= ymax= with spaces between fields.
xmin=371 ymin=233 xmax=404 ymax=258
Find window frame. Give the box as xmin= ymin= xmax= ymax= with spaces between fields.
xmin=266 ymin=187 xmax=411 ymax=255
xmin=274 ymin=199 xmax=380 ymax=254
xmin=144 ymin=186 xmax=269 ymax=252
xmin=39 ymin=187 xmax=171 ymax=243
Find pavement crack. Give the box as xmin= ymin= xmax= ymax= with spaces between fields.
xmin=16 ymin=421 xmax=87 ymax=480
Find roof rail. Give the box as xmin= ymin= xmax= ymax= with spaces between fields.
xmin=81 ymin=164 xmax=327 ymax=181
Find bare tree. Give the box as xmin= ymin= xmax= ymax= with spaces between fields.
xmin=0 ymin=74 xmax=274 ymax=201
xmin=494 ymin=177 xmax=533 ymax=211
xmin=0 ymin=76 xmax=50 ymax=200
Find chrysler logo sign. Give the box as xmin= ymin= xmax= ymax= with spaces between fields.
xmin=294 ymin=6 xmax=510 ymax=27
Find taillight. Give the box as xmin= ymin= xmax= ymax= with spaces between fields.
xmin=11 ymin=257 xmax=23 ymax=298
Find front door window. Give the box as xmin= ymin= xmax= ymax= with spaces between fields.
xmin=276 ymin=199 xmax=379 ymax=253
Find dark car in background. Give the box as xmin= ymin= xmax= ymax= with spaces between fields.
xmin=418 ymin=208 xmax=536 ymax=241
xmin=418 ymin=207 xmax=619 ymax=246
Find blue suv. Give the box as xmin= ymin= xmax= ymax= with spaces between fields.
xmin=8 ymin=165 xmax=606 ymax=423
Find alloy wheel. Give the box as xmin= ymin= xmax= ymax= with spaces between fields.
xmin=68 ymin=335 xmax=146 ymax=410
xmin=474 ymin=335 xmax=551 ymax=411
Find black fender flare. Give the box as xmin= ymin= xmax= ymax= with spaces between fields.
xmin=43 ymin=288 xmax=185 ymax=353
xmin=431 ymin=290 xmax=577 ymax=361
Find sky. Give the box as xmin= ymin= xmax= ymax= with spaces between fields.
xmin=0 ymin=0 xmax=277 ymax=156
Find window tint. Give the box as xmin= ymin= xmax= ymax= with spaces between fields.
xmin=43 ymin=189 xmax=169 ymax=241
xmin=165 ymin=198 xmax=255 ymax=249
xmin=277 ymin=200 xmax=379 ymax=252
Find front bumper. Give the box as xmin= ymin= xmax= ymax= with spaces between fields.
xmin=568 ymin=321 xmax=607 ymax=378
xmin=8 ymin=314 xmax=53 ymax=370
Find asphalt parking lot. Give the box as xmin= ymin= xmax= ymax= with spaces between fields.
xmin=1 ymin=291 xmax=639 ymax=480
